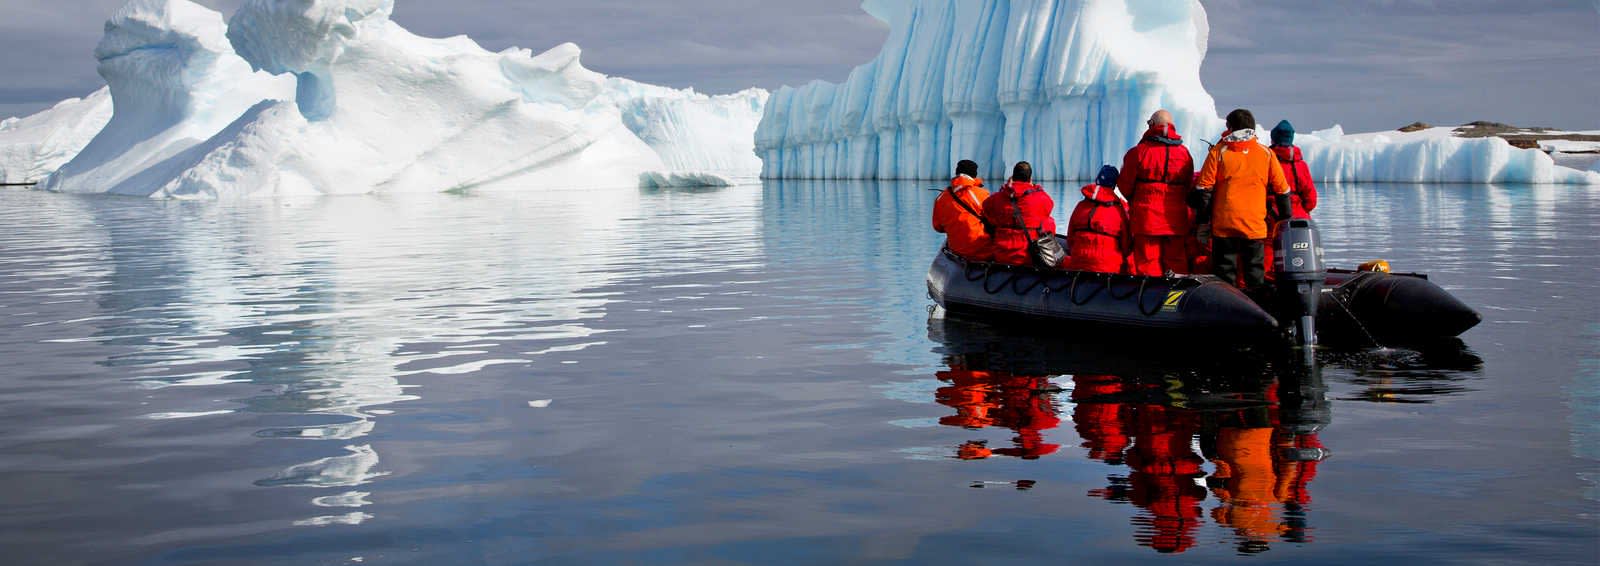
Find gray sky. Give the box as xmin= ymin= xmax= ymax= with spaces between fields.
xmin=2 ymin=0 xmax=1596 ymax=133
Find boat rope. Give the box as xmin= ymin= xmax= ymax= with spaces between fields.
xmin=1107 ymin=274 xmax=1140 ymax=300
xmin=1328 ymin=285 xmax=1385 ymax=348
xmin=951 ymin=255 xmax=1177 ymax=316
xmin=1135 ymin=278 xmax=1165 ymax=317
xmin=1069 ymin=271 xmax=1106 ymax=306
xmin=1010 ymin=272 xmax=1043 ymax=295
xmin=982 ymin=269 xmax=1017 ymax=295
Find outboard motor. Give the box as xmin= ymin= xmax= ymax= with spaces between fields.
xmin=1274 ymin=218 xmax=1326 ymax=347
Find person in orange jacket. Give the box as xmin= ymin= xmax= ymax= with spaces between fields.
xmin=1064 ymin=165 xmax=1132 ymax=274
xmin=1194 ymin=109 xmax=1292 ymax=291
xmin=1120 ymin=110 xmax=1197 ymax=276
xmin=932 ymin=159 xmax=993 ymax=262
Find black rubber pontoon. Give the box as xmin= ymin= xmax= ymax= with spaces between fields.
xmin=927 ymin=247 xmax=1279 ymax=336
xmin=1319 ymin=269 xmax=1482 ymax=342
xmin=928 ymin=217 xmax=1481 ymax=344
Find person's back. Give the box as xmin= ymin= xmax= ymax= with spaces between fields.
xmin=1268 ymin=121 xmax=1317 ymax=220
xmin=1065 ymin=165 xmax=1131 ymax=274
xmin=982 ymin=161 xmax=1058 ymax=267
xmin=1262 ymin=121 xmax=1318 ymax=278
xmin=1120 ymin=110 xmax=1196 ymax=276
xmin=932 ymin=160 xmax=993 ymax=261
xmin=1196 ymin=109 xmax=1290 ymax=290
xmin=1203 ymin=134 xmax=1285 ymax=240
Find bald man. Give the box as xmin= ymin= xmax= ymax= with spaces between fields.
xmin=1119 ymin=110 xmax=1197 ymax=276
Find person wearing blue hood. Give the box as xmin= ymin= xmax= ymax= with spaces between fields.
xmin=1264 ymin=120 xmax=1320 ymax=278
xmin=1268 ymin=121 xmax=1319 ymax=221
xmin=1064 ymin=165 xmax=1132 ymax=274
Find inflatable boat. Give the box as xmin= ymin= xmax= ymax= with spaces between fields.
xmin=927 ymin=219 xmax=1481 ymax=346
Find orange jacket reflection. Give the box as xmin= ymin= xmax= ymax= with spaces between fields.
xmin=1207 ymin=384 xmax=1324 ymax=551
xmin=936 ymin=366 xmax=1061 ymax=459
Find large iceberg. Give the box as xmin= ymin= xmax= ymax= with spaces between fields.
xmin=756 ymin=0 xmax=1222 ymax=182
xmin=36 ymin=0 xmax=766 ymax=198
xmin=41 ymin=0 xmax=296 ymax=196
xmin=755 ymin=0 xmax=1599 ymax=185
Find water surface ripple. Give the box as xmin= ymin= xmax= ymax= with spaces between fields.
xmin=0 ymin=182 xmax=1595 ymax=564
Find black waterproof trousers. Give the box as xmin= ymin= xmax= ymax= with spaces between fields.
xmin=1213 ymin=237 xmax=1265 ymax=289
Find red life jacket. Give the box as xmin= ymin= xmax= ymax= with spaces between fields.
xmin=1119 ymin=124 xmax=1196 ymax=237
xmin=981 ymin=181 xmax=1058 ymax=266
xmin=1064 ymin=184 xmax=1131 ymax=273
xmin=1270 ymin=145 xmax=1318 ymax=219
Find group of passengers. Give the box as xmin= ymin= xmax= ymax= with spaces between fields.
xmin=933 ymin=108 xmax=1318 ymax=292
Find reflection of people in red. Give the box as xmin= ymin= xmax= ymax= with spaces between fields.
xmin=936 ymin=365 xmax=1061 ymax=460
xmin=1124 ymin=403 xmax=1207 ymax=553
xmin=1071 ymin=374 xmax=1131 ymax=465
xmin=1081 ymin=380 xmax=1207 ymax=554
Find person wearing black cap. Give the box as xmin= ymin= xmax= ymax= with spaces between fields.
xmin=1193 ymin=109 xmax=1292 ymax=291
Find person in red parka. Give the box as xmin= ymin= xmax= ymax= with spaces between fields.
xmin=1269 ymin=121 xmax=1317 ymax=220
xmin=982 ymin=161 xmax=1058 ymax=267
xmin=1263 ymin=120 xmax=1318 ymax=278
xmin=1120 ymin=110 xmax=1196 ymax=276
xmin=1065 ymin=165 xmax=1132 ymax=273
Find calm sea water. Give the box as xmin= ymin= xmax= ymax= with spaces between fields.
xmin=0 ymin=181 xmax=1596 ymax=565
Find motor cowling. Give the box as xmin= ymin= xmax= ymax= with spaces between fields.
xmin=1274 ymin=219 xmax=1326 ymax=346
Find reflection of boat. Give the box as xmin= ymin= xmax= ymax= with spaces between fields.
xmin=928 ymin=220 xmax=1482 ymax=346
xmin=926 ymin=313 xmax=1333 ymax=555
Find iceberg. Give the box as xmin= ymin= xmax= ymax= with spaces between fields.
xmin=756 ymin=0 xmax=1222 ymax=182
xmin=1291 ymin=126 xmax=1600 ymax=185
xmin=41 ymin=0 xmax=296 ymax=196
xmin=38 ymin=0 xmax=767 ymax=198
xmin=0 ymin=88 xmax=113 ymax=184
xmin=754 ymin=0 xmax=1599 ymax=185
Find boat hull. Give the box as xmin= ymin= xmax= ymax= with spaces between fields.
xmin=928 ymin=252 xmax=1482 ymax=344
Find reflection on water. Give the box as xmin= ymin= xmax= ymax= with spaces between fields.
xmin=929 ymin=314 xmax=1336 ymax=555
xmin=0 ymin=180 xmax=1596 ymax=563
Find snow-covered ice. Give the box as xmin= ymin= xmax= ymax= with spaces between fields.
xmin=41 ymin=0 xmax=295 ymax=196
xmin=0 ymin=88 xmax=112 ymax=184
xmin=1538 ymin=139 xmax=1600 ymax=154
xmin=1289 ymin=126 xmax=1600 ymax=184
xmin=36 ymin=0 xmax=766 ymax=198
xmin=12 ymin=0 xmax=1595 ymax=193
xmin=754 ymin=0 xmax=1598 ymax=185
xmin=757 ymin=0 xmax=1222 ymax=183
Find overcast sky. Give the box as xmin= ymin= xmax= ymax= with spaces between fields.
xmin=2 ymin=0 xmax=1596 ymax=133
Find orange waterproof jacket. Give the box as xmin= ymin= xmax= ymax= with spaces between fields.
xmin=932 ymin=176 xmax=992 ymax=261
xmin=1196 ymin=132 xmax=1290 ymax=240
